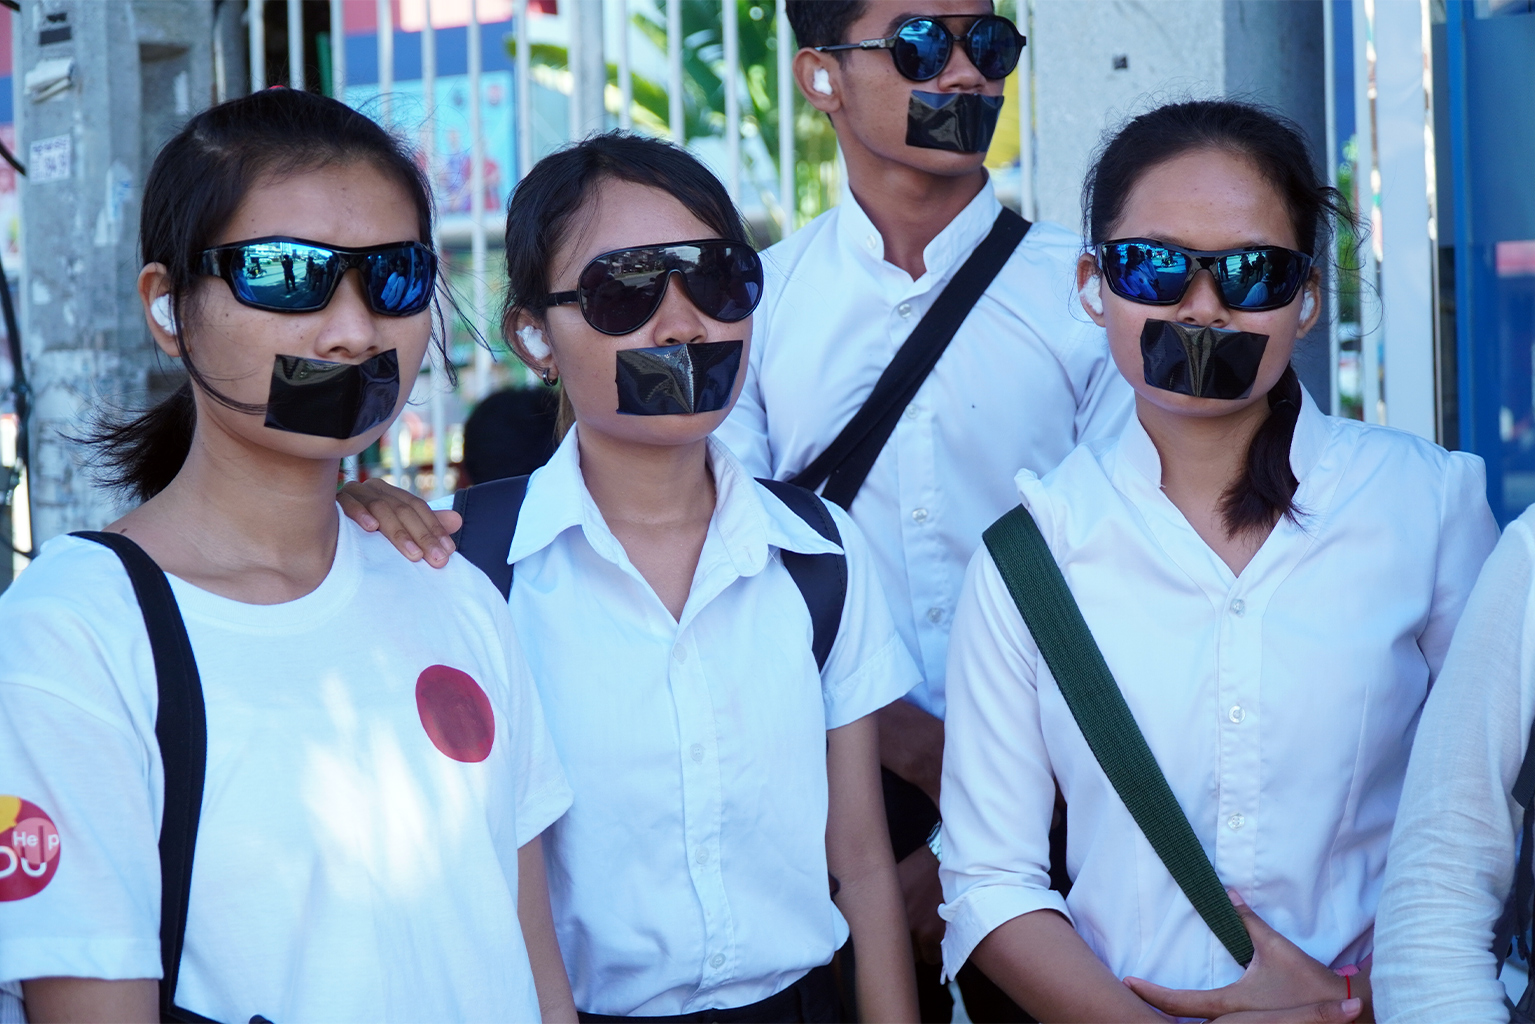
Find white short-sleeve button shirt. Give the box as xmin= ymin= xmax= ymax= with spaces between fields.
xmin=938 ymin=389 xmax=1500 ymax=991
xmin=717 ymin=178 xmax=1133 ymax=718
xmin=503 ymin=429 xmax=921 ymax=1016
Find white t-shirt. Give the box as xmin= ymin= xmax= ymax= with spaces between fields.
xmin=0 ymin=515 xmax=572 ymax=1023
xmin=938 ymin=388 xmax=1500 ymax=990
xmin=463 ymin=429 xmax=920 ymax=1016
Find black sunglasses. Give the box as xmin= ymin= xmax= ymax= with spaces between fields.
xmin=814 ymin=14 xmax=1025 ymax=82
xmin=545 ymin=239 xmax=764 ymax=336
xmin=198 ymin=236 xmax=438 ymax=317
xmin=1097 ymin=238 xmax=1314 ymax=312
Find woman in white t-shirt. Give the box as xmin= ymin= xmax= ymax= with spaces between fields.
xmin=340 ymin=133 xmax=920 ymax=1022
xmin=0 ymin=89 xmax=575 ymax=1023
xmin=936 ymin=99 xmax=1501 ymax=1022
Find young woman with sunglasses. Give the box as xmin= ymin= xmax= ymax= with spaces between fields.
xmin=935 ymin=100 xmax=1499 ymax=1022
xmin=340 ymin=133 xmax=920 ymax=1023
xmin=0 ymin=90 xmax=575 ymax=1023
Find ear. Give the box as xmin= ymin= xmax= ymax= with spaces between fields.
xmin=1076 ymin=255 xmax=1106 ymax=327
xmin=505 ymin=308 xmax=557 ymax=376
xmin=793 ymin=49 xmax=841 ymax=114
xmin=137 ymin=263 xmax=181 ymax=359
xmin=1296 ymin=270 xmax=1322 ymax=335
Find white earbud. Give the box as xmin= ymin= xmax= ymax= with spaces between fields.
xmin=150 ymin=294 xmax=176 ymax=333
xmin=1079 ymin=273 xmax=1104 ymax=315
xmin=812 ymin=68 xmax=833 ymax=96
xmin=1299 ymin=290 xmax=1316 ymax=322
xmin=517 ymin=325 xmax=551 ymax=361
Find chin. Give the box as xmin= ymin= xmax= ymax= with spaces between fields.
xmin=259 ymin=424 xmax=391 ymax=461
xmin=590 ymin=409 xmax=729 ymax=449
xmin=898 ymin=147 xmax=990 ymax=177
xmin=1136 ymin=387 xmax=1268 ymax=420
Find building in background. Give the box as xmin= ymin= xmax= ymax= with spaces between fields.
xmin=1 ymin=0 xmax=1531 ymax=593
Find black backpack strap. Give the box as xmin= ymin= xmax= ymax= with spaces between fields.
xmin=789 ymin=208 xmax=1031 ymax=510
xmin=757 ymin=478 xmax=847 ymax=672
xmin=71 ymin=532 xmax=217 ymax=1024
xmin=1496 ymin=724 xmax=1536 ymax=1022
xmin=981 ymin=507 xmax=1255 ymax=967
xmin=449 ymin=474 xmax=531 ymax=601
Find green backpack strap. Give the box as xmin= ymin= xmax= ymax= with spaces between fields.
xmin=982 ymin=505 xmax=1255 ymax=968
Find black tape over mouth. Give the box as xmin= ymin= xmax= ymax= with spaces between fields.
xmin=1140 ymin=320 xmax=1269 ymax=400
xmin=905 ymin=91 xmax=1004 ymax=152
xmin=615 ymin=340 xmax=744 ymax=416
xmin=264 ymin=349 xmax=401 ymax=439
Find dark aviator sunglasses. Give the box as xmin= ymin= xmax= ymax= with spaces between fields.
xmin=1097 ymin=238 xmax=1315 ymax=312
xmin=198 ymin=236 xmax=438 ymax=317
xmin=545 ymin=239 xmax=764 ymax=336
xmin=814 ymin=14 xmax=1026 ymax=82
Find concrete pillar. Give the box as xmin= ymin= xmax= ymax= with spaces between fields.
xmin=1029 ymin=0 xmax=1331 ymax=404
xmin=17 ymin=0 xmax=213 ymax=545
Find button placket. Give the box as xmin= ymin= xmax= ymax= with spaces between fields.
xmin=1214 ymin=587 xmax=1263 ymax=889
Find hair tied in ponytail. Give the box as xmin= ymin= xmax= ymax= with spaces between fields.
xmin=1219 ymin=364 xmax=1305 ymax=536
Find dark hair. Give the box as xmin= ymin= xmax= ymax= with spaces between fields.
xmin=785 ymin=1 xmax=866 ymax=49
xmin=90 ymin=88 xmax=440 ymax=502
xmin=501 ymin=131 xmax=749 ymax=439
xmin=460 ymin=387 xmax=558 ymax=487
xmin=1082 ymin=99 xmax=1350 ymax=537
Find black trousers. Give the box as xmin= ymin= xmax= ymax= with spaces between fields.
xmin=576 ymin=959 xmax=843 ymax=1024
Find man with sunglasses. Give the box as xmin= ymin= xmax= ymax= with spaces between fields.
xmin=715 ymin=4 xmax=1132 ymax=1020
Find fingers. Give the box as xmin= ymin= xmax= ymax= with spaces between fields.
xmin=1212 ymin=997 xmax=1363 ymax=1023
xmin=1124 ymin=976 xmax=1235 ymax=1020
xmin=336 ymin=480 xmax=456 ymax=567
xmin=435 ymin=509 xmax=464 ymax=536
xmin=1228 ymin=889 xmax=1275 ymax=941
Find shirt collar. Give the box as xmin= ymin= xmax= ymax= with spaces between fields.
xmin=835 ymin=173 xmax=1002 ymax=285
xmin=507 ymin=428 xmax=843 ymax=574
xmin=1117 ymin=381 xmax=1334 ymax=491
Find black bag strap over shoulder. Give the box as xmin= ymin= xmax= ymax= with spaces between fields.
xmin=756 ymin=477 xmax=847 ymax=672
xmin=980 ymin=507 xmax=1256 ymax=968
xmin=448 ymin=474 xmax=847 ymax=670
xmin=72 ymin=531 xmax=218 ymax=1024
xmin=789 ymin=207 xmax=1030 ymax=510
xmin=1496 ymin=724 xmax=1535 ymax=1023
xmin=450 ymin=474 xmax=530 ymax=600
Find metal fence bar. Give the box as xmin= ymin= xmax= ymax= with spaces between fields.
xmin=330 ymin=0 xmax=346 ymax=98
xmin=471 ymin=0 xmax=492 ymax=400
xmin=249 ymin=0 xmax=265 ymax=92
xmin=377 ymin=0 xmax=394 ymax=124
xmin=287 ymin=0 xmax=304 ymax=89
xmin=569 ymin=0 xmax=584 ymax=138
xmin=1323 ymin=0 xmax=1340 ymax=416
xmin=668 ymin=0 xmax=683 ymax=143
xmin=1015 ymin=0 xmax=1034 ymax=219
xmin=423 ymin=0 xmax=448 ymax=498
xmin=516 ymin=0 xmax=532 ymax=179
xmin=618 ymin=0 xmax=633 ymax=130
xmin=1352 ymin=0 xmax=1382 ymax=424
xmin=723 ymin=0 xmax=739 ymax=201
xmin=776 ymin=0 xmax=792 ymax=231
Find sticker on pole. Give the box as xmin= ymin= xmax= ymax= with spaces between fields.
xmin=29 ymin=134 xmax=71 ymax=183
xmin=0 ymin=795 xmax=61 ymax=900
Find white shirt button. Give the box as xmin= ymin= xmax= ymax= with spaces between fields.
xmin=696 ymin=846 xmax=711 ymax=865
xmin=927 ymin=607 xmax=944 ymax=624
xmin=1227 ymin=813 xmax=1246 ymax=830
xmin=1228 ymin=705 xmax=1246 ymax=724
xmin=865 ymin=233 xmax=879 ymax=251
xmin=710 ymin=953 xmax=726 ymax=968
xmin=690 ymin=743 xmax=705 ymax=762
xmin=1230 ymin=598 xmax=1246 ymax=617
xmin=673 ymin=644 xmax=688 ymax=664
xmin=911 ymin=508 xmax=929 ymax=523
xmin=898 ymin=302 xmax=913 ymax=318
xmin=903 ymin=404 xmax=919 ymax=420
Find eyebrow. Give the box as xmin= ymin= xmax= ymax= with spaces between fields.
xmin=1133 ymin=234 xmax=1288 ymax=252
xmin=879 ymin=7 xmax=992 ymax=35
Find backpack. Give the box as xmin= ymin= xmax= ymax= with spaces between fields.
xmin=449 ymin=474 xmax=847 ymax=670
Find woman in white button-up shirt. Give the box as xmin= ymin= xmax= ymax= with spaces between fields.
xmin=345 ymin=135 xmax=920 ymax=1023
xmin=937 ymin=100 xmax=1500 ymax=1023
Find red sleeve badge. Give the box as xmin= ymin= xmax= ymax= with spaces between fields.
xmin=0 ymin=795 xmax=60 ymax=900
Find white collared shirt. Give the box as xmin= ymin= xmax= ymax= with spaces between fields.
xmin=502 ymin=429 xmax=920 ymax=1016
xmin=717 ymin=178 xmax=1133 ymax=719
xmin=937 ymin=389 xmax=1500 ymax=991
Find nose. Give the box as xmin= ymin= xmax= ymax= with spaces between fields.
xmin=1176 ymin=268 xmax=1231 ymax=329
xmin=317 ymin=267 xmax=386 ymax=361
xmin=645 ymin=271 xmax=709 ymax=346
xmin=933 ymin=27 xmax=988 ymax=91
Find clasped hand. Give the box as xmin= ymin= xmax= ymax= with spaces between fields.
xmin=1123 ymin=892 xmax=1368 ymax=1023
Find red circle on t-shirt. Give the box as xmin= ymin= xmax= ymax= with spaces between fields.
xmin=416 ymin=665 xmax=496 ymax=763
xmin=0 ymin=797 xmax=61 ymax=901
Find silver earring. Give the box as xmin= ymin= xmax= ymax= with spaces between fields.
xmin=540 ymin=367 xmax=559 ymax=387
